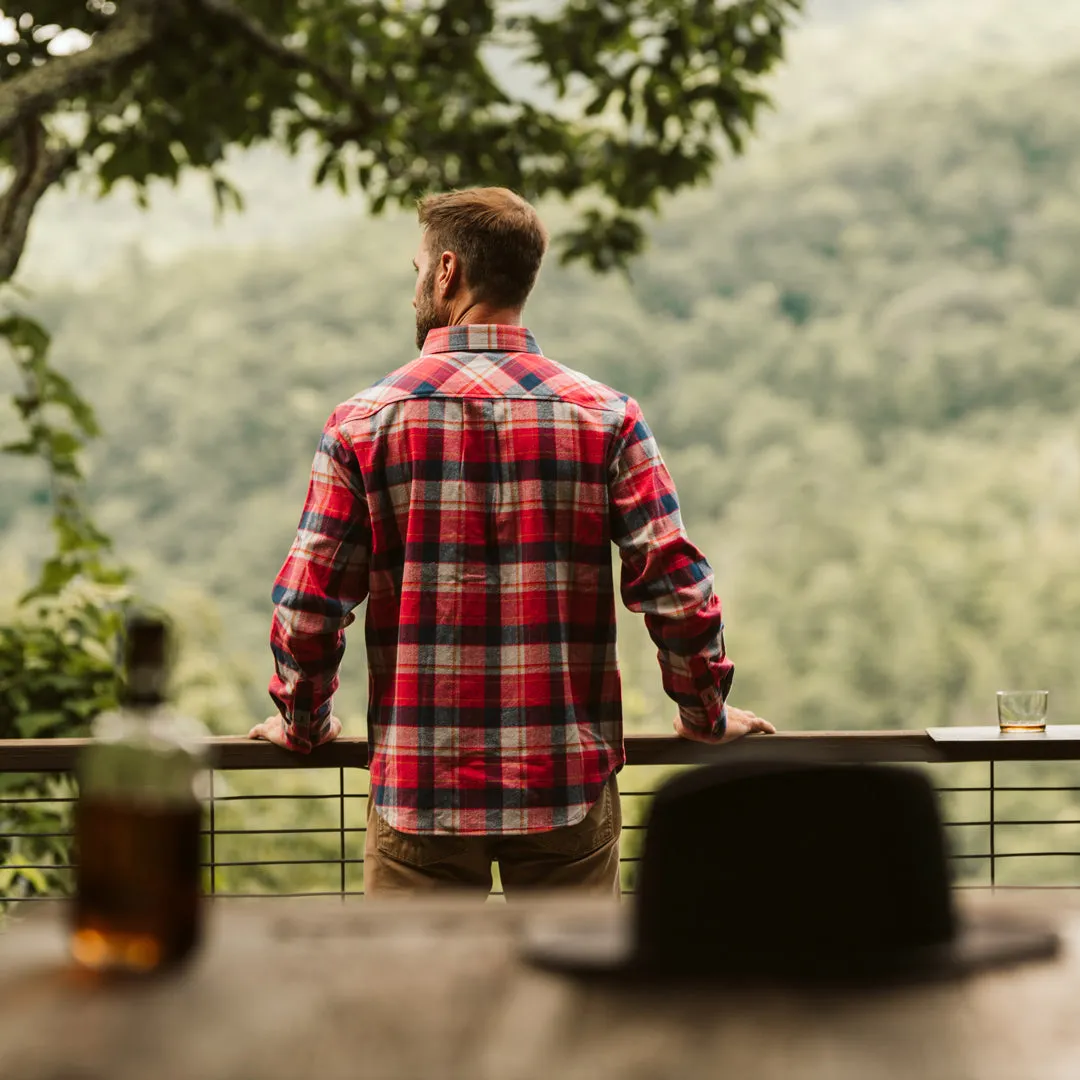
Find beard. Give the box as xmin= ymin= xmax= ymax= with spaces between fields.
xmin=414 ymin=269 xmax=445 ymax=350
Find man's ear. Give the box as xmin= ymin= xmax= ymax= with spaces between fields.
xmin=437 ymin=250 xmax=462 ymax=299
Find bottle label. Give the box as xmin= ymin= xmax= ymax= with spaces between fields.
xmin=79 ymin=709 xmax=207 ymax=807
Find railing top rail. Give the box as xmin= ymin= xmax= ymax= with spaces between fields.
xmin=0 ymin=730 xmax=1076 ymax=773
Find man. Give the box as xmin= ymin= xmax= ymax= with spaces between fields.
xmin=249 ymin=187 xmax=774 ymax=896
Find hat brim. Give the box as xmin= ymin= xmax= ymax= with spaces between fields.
xmin=521 ymin=910 xmax=1061 ymax=987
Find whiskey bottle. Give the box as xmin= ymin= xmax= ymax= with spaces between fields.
xmin=71 ymin=611 xmax=208 ymax=974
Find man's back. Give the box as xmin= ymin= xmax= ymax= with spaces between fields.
xmin=334 ymin=324 xmax=629 ymax=835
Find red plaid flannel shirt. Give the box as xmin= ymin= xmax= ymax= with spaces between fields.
xmin=269 ymin=324 xmax=733 ymax=835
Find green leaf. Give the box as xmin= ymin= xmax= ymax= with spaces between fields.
xmin=79 ymin=637 xmax=115 ymax=666
xmin=47 ymin=430 xmax=83 ymax=459
xmin=0 ymin=440 xmax=36 ymax=456
xmin=20 ymin=560 xmax=78 ymax=603
xmin=211 ymin=175 xmax=245 ymax=218
xmin=17 ymin=867 xmax=50 ymax=894
xmin=16 ymin=712 xmax=67 ymax=738
xmin=0 ymin=315 xmax=51 ymax=358
xmin=43 ymin=371 xmax=100 ymax=437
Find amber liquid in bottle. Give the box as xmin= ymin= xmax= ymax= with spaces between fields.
xmin=71 ymin=612 xmax=206 ymax=975
xmin=72 ymin=798 xmax=202 ymax=973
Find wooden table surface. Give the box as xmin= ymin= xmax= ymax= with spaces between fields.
xmin=0 ymin=892 xmax=1076 ymax=1080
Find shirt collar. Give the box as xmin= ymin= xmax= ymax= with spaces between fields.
xmin=422 ymin=324 xmax=542 ymax=356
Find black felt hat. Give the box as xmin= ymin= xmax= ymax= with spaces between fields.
xmin=523 ymin=761 xmax=1060 ymax=984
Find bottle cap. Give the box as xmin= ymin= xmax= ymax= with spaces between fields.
xmin=123 ymin=611 xmax=170 ymax=706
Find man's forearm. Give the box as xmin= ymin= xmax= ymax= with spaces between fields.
xmin=617 ymin=528 xmax=735 ymax=736
xmin=266 ymin=415 xmax=371 ymax=752
xmin=609 ymin=398 xmax=734 ymax=738
xmin=645 ymin=585 xmax=734 ymax=739
xmin=268 ymin=606 xmax=347 ymax=753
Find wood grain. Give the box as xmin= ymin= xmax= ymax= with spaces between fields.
xmin=0 ymin=893 xmax=1074 ymax=1080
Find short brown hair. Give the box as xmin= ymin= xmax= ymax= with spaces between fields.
xmin=417 ymin=187 xmax=549 ymax=309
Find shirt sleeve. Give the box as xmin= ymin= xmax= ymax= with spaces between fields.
xmin=268 ymin=414 xmax=370 ymax=753
xmin=608 ymin=398 xmax=734 ymax=741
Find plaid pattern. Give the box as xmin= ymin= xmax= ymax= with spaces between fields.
xmin=270 ymin=324 xmax=733 ymax=835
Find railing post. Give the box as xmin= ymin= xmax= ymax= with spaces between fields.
xmin=208 ymin=769 xmax=217 ymax=897
xmin=339 ymin=767 xmax=347 ymax=901
xmin=989 ymin=760 xmax=996 ymax=890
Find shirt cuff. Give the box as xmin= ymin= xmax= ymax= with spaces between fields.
xmin=279 ymin=699 xmax=334 ymax=754
xmin=673 ymin=701 xmax=727 ymax=743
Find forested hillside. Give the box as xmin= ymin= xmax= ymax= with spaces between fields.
xmin=5 ymin=53 xmax=1080 ymax=740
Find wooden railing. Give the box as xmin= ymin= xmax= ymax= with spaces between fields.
xmin=4 ymin=729 xmax=1080 ymax=772
xmin=3 ymin=731 xmax=1080 ymax=898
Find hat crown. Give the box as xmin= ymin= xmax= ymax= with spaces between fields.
xmin=634 ymin=763 xmax=957 ymax=979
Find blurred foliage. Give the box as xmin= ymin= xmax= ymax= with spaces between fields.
xmin=0 ymin=311 xmax=127 ymax=599
xmin=0 ymin=307 xmax=130 ymax=908
xmin=0 ymin=582 xmax=128 ymax=909
xmin=0 ymin=581 xmax=124 ymax=741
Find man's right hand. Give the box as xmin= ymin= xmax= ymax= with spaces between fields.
xmin=674 ymin=706 xmax=776 ymax=744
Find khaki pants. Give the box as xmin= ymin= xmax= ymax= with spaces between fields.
xmin=363 ymin=774 xmax=621 ymax=899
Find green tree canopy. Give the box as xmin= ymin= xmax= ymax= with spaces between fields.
xmin=1 ymin=0 xmax=801 ymax=281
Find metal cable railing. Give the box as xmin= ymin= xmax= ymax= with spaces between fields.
xmin=3 ymin=733 xmax=1080 ymax=902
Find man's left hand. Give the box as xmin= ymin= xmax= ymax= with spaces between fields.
xmin=247 ymin=714 xmax=342 ymax=750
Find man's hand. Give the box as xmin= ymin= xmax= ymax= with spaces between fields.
xmin=718 ymin=706 xmax=775 ymax=743
xmin=674 ymin=705 xmax=776 ymax=744
xmin=247 ymin=713 xmax=342 ymax=750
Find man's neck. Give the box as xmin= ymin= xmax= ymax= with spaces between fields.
xmin=448 ymin=300 xmax=523 ymax=328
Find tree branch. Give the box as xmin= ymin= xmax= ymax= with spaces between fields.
xmin=0 ymin=0 xmax=377 ymax=284
xmin=193 ymin=0 xmax=377 ymax=132
xmin=0 ymin=120 xmax=78 ymax=282
xmin=0 ymin=0 xmax=173 ymax=144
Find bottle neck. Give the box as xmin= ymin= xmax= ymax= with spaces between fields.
xmin=123 ymin=663 xmax=167 ymax=710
